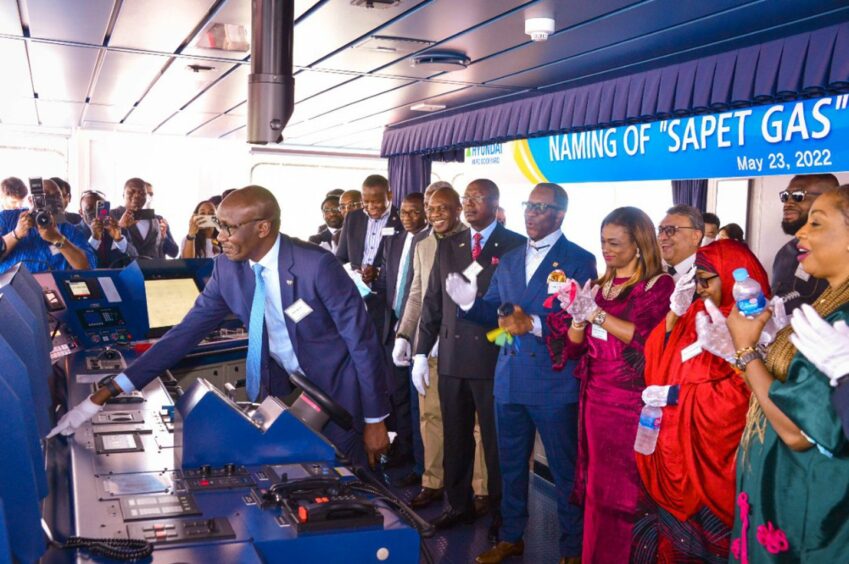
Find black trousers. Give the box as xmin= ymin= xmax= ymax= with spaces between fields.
xmin=438 ymin=374 xmax=501 ymax=514
xmin=384 ymin=344 xmax=414 ymax=457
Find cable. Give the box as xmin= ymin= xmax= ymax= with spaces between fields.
xmin=61 ymin=536 xmax=153 ymax=561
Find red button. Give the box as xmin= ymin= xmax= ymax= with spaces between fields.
xmin=298 ymin=506 xmax=308 ymax=523
xmin=199 ymin=479 xmax=210 ymax=486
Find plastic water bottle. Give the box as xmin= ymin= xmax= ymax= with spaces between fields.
xmin=732 ymin=268 xmax=767 ymax=317
xmin=634 ymin=405 xmax=662 ymax=455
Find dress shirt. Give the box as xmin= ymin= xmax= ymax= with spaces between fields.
xmin=526 ymin=230 xmax=563 ymax=337
xmin=470 ymin=220 xmax=498 ymax=253
xmin=362 ymin=207 xmax=391 ymax=266
xmin=0 ymin=208 xmax=96 ymax=274
xmin=666 ymin=253 xmax=696 ymax=282
xmin=328 ymin=227 xmax=340 ymax=253
xmin=136 ymin=219 xmax=152 ymax=240
xmin=89 ymin=234 xmax=129 ymax=254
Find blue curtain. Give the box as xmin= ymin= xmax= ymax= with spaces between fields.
xmin=387 ymin=150 xmax=464 ymax=206
xmin=381 ymin=22 xmax=849 ymax=159
xmin=671 ymin=179 xmax=708 ymax=212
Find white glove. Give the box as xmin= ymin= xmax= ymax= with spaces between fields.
xmin=392 ymin=337 xmax=411 ymax=367
xmin=642 ymin=385 xmax=671 ymax=407
xmin=47 ymin=397 xmax=103 ymax=438
xmin=566 ymin=280 xmax=600 ymax=324
xmin=695 ymin=298 xmax=736 ymax=362
xmin=445 ymin=272 xmax=477 ymax=311
xmin=669 ymin=267 xmax=696 ymax=316
xmin=790 ymin=304 xmax=849 ymax=385
xmin=411 ymin=354 xmax=430 ymax=396
xmin=759 ymin=295 xmax=790 ymax=346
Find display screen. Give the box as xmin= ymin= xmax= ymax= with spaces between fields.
xmin=68 ymin=280 xmax=92 ymax=298
xmin=78 ymin=307 xmax=124 ymax=329
xmin=144 ymin=278 xmax=200 ymax=333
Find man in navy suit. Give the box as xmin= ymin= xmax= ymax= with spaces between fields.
xmin=50 ymin=186 xmax=391 ymax=467
xmin=447 ymin=183 xmax=596 ymax=564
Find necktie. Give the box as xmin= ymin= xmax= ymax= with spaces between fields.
xmin=331 ymin=229 xmax=341 ymax=248
xmin=668 ymin=265 xmax=677 ymax=276
xmin=393 ymin=247 xmax=412 ymax=319
xmin=472 ymin=232 xmax=483 ymax=261
xmin=246 ymin=263 xmax=266 ymax=402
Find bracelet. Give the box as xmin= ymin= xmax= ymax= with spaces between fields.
xmin=12 ymin=230 xmax=21 ymax=241
xmin=733 ymin=346 xmax=762 ymax=370
xmin=571 ymin=321 xmax=587 ymax=331
xmin=186 ymin=235 xmax=196 ymax=240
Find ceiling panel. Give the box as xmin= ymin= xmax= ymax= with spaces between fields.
xmin=0 ymin=0 xmax=21 ymax=35
xmin=0 ymin=97 xmax=38 ymax=125
xmin=29 ymin=43 xmax=99 ymax=101
xmin=290 ymin=75 xmax=413 ymax=123
xmin=184 ymin=64 xmax=248 ymax=113
xmin=156 ymin=110 xmax=219 ymax=135
xmin=384 ymin=85 xmax=517 ymax=126
xmin=294 ymin=69 xmax=357 ymax=102
xmin=221 ymin=125 xmax=245 ymax=140
xmin=225 ymin=100 xmax=246 ymax=116
xmin=110 ymin=0 xmax=217 ymax=53
xmin=0 ymin=39 xmax=34 ymax=98
xmin=37 ymin=100 xmax=85 ymax=127
xmin=292 ymin=0 xmax=429 ymax=67
xmin=84 ymin=103 xmax=127 ymax=123
xmin=27 ymin=0 xmax=112 ymax=44
xmin=90 ymin=51 xmax=167 ymax=106
xmin=189 ymin=113 xmax=244 ymax=137
xmin=123 ymin=60 xmax=230 ymax=128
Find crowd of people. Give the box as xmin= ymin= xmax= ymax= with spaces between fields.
xmin=6 ymin=170 xmax=849 ymax=563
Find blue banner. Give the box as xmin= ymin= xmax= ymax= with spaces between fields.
xmin=520 ymin=95 xmax=849 ymax=182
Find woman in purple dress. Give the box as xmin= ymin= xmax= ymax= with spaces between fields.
xmin=546 ymin=207 xmax=674 ymax=563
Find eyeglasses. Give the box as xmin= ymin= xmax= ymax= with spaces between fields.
xmin=214 ymin=216 xmax=267 ymax=237
xmin=339 ymin=202 xmax=363 ymax=212
xmin=522 ymin=201 xmax=563 ymax=214
xmin=321 ymin=206 xmax=341 ymax=214
xmin=461 ymin=195 xmax=493 ymax=205
xmin=399 ymin=209 xmax=423 ymax=217
xmin=696 ymin=274 xmax=719 ymax=288
xmin=779 ymin=189 xmax=822 ymax=203
xmin=657 ymin=225 xmax=698 ymax=237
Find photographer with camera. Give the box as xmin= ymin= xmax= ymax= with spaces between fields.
xmin=77 ymin=189 xmax=137 ymax=268
xmin=0 ymin=178 xmax=94 ymax=274
xmin=110 ymin=177 xmax=178 ymax=259
xmin=181 ymin=200 xmax=221 ymax=259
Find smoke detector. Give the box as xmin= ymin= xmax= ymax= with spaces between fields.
xmin=410 ymin=51 xmax=470 ymax=72
xmin=525 ymin=17 xmax=555 ymax=42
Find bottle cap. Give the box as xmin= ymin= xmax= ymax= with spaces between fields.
xmin=732 ymin=268 xmax=749 ymax=282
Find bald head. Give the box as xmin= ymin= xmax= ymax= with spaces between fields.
xmin=220 ymin=185 xmax=281 ymax=230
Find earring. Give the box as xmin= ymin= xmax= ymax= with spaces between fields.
xmin=636 ymin=248 xmax=641 ymax=259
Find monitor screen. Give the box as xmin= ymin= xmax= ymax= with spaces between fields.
xmin=144 ymin=278 xmax=200 ymax=336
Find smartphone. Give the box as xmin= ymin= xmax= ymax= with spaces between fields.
xmin=96 ymin=200 xmax=110 ymax=220
xmin=196 ymin=214 xmax=217 ymax=230
xmin=135 ymin=208 xmax=156 ymax=220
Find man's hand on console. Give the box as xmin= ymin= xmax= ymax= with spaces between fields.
xmin=46 ymin=386 xmax=114 ymax=438
xmin=363 ymin=420 xmax=390 ymax=469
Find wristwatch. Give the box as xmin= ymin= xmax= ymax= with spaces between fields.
xmin=734 ymin=346 xmax=762 ymax=370
xmin=101 ymin=376 xmax=122 ymax=398
xmin=53 ymin=235 xmax=67 ymax=249
xmin=591 ymin=309 xmax=607 ymax=326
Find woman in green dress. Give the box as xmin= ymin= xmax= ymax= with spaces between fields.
xmin=699 ymin=186 xmax=849 ymax=562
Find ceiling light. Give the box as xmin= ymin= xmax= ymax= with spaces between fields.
xmin=410 ymin=103 xmax=446 ymax=112
xmin=354 ymin=35 xmax=434 ymax=54
xmin=196 ymin=23 xmax=249 ymax=52
xmin=525 ymin=17 xmax=555 ymax=42
xmin=410 ymin=51 xmax=470 ymax=72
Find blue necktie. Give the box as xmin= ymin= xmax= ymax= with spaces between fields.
xmin=393 ymin=246 xmax=412 ymax=318
xmin=247 ymin=263 xmax=266 ymax=401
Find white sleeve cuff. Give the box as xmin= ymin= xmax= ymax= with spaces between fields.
xmin=113 ymin=237 xmax=128 ymax=252
xmin=88 ymin=236 xmax=101 ymax=250
xmin=531 ymin=315 xmax=543 ymax=337
xmin=113 ymin=373 xmax=136 ymax=394
xmin=364 ymin=414 xmax=389 ymax=424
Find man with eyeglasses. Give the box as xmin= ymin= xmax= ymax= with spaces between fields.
xmin=657 ymin=204 xmax=704 ymax=283
xmin=77 ymin=189 xmax=137 ymax=268
xmin=772 ymin=173 xmax=839 ymax=312
xmin=308 ymin=195 xmax=343 ymax=252
xmin=336 ymin=175 xmax=402 ymax=334
xmin=338 ymin=189 xmax=363 ymax=219
xmin=444 ymin=183 xmax=595 ymax=564
xmin=51 ymin=185 xmax=392 ymax=469
xmin=414 ymin=178 xmax=525 ymax=541
xmin=109 ymin=177 xmax=178 ymax=260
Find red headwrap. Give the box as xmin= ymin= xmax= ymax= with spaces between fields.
xmin=637 ymin=240 xmax=769 ymax=526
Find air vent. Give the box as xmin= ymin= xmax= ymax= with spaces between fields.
xmin=410 ymin=103 xmax=446 ymax=112
xmin=350 ymin=0 xmax=401 ymax=8
xmin=354 ymin=35 xmax=434 ymax=54
xmin=410 ymin=51 xmax=470 ymax=72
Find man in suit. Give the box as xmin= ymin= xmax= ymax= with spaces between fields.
xmin=50 ymin=186 xmax=391 ymax=468
xmin=447 ymin=183 xmax=596 ymax=564
xmin=308 ymin=195 xmax=343 ymax=252
xmin=336 ymin=175 xmax=402 ymax=333
xmin=339 ymin=189 xmax=363 ymax=219
xmin=110 ymin=177 xmax=178 ymax=259
xmin=76 ymin=189 xmax=137 ymax=268
xmin=657 ymin=204 xmax=703 ymax=283
xmin=375 ymin=192 xmax=427 ymax=467
xmin=413 ymin=178 xmax=525 ymax=539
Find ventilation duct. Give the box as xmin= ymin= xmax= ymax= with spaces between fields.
xmin=248 ymin=0 xmax=295 ymax=144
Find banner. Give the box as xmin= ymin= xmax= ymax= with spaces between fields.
xmin=515 ymin=95 xmax=849 ymax=183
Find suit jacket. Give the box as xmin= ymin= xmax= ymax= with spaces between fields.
xmin=110 ymin=206 xmax=178 ymax=259
xmin=833 ymin=379 xmax=849 ymax=441
xmin=76 ymin=223 xmax=138 ymax=268
xmin=335 ymin=207 xmax=402 ymax=269
xmin=416 ymin=223 xmax=526 ymax=379
xmin=124 ymin=234 xmax=391 ymax=431
xmin=464 ymin=235 xmax=597 ymax=404
xmin=374 ymin=228 xmax=425 ymax=343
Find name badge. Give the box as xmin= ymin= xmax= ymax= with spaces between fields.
xmin=284 ymin=299 xmax=313 ymax=323
xmin=794 ymin=263 xmax=811 ymax=282
xmin=590 ymin=324 xmax=608 ymax=341
xmin=463 ymin=261 xmax=483 ymax=280
xmin=547 ymin=269 xmax=567 ymax=295
xmin=680 ymin=341 xmax=703 ymax=363
xmin=381 ymin=227 xmax=395 ymax=237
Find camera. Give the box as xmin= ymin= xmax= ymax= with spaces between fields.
xmin=29 ymin=177 xmax=65 ymax=227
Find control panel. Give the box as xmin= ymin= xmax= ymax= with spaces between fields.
xmin=183 ymin=464 xmax=256 ymax=491
xmin=127 ymin=517 xmax=235 ymax=545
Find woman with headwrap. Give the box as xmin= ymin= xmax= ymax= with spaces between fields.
xmin=635 ymin=240 xmax=769 ymax=562
xmin=701 ymin=187 xmax=849 ymax=562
